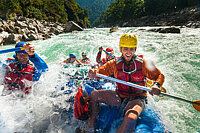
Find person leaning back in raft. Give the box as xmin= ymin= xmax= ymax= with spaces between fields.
xmin=1 ymin=42 xmax=48 ymax=95
xmin=87 ymin=33 xmax=165 ymax=133
xmin=96 ymin=46 xmax=115 ymax=66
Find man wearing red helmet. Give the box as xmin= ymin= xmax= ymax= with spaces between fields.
xmin=96 ymin=46 xmax=115 ymax=66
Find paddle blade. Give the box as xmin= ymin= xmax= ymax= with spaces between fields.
xmin=192 ymin=100 xmax=200 ymax=112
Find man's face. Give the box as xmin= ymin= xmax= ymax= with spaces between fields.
xmin=70 ymin=57 xmax=76 ymax=62
xmin=82 ymin=55 xmax=86 ymax=59
xmin=121 ymin=47 xmax=136 ymax=61
xmin=16 ymin=53 xmax=29 ymax=64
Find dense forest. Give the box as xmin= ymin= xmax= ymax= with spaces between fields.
xmin=75 ymin=0 xmax=113 ymax=25
xmin=0 ymin=0 xmax=90 ymax=27
xmin=94 ymin=0 xmax=199 ymax=26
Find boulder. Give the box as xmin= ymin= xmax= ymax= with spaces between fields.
xmin=15 ymin=21 xmax=28 ymax=28
xmin=9 ymin=25 xmax=16 ymax=33
xmin=148 ymin=27 xmax=180 ymax=33
xmin=15 ymin=26 xmax=23 ymax=34
xmin=0 ymin=27 xmax=4 ymax=32
xmin=18 ymin=16 xmax=27 ymax=21
xmin=159 ymin=27 xmax=180 ymax=33
xmin=57 ymin=25 xmax=64 ymax=32
xmin=0 ymin=31 xmax=9 ymax=39
xmin=22 ymin=33 xmax=29 ymax=41
xmin=64 ymin=21 xmax=83 ymax=32
xmin=0 ymin=36 xmax=3 ymax=44
xmin=36 ymin=25 xmax=46 ymax=34
xmin=42 ymin=34 xmax=51 ymax=40
xmin=3 ymin=34 xmax=22 ymax=45
xmin=0 ymin=17 xmax=84 ymax=45
xmin=28 ymin=34 xmax=38 ymax=41
xmin=21 ymin=28 xmax=30 ymax=35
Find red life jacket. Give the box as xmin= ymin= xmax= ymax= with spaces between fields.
xmin=74 ymin=86 xmax=89 ymax=121
xmin=4 ymin=62 xmax=34 ymax=94
xmin=116 ymin=55 xmax=146 ymax=97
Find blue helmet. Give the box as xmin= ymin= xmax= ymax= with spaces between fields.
xmin=15 ymin=42 xmax=27 ymax=54
xmin=69 ymin=53 xmax=76 ymax=58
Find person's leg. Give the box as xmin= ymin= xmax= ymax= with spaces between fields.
xmin=87 ymin=90 xmax=121 ymax=132
xmin=117 ymin=99 xmax=145 ymax=133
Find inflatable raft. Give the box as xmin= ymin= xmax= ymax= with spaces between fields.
xmin=61 ymin=65 xmax=170 ymax=132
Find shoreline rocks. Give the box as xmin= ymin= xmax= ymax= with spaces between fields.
xmin=101 ymin=6 xmax=200 ymax=29
xmin=147 ymin=27 xmax=181 ymax=33
xmin=0 ymin=16 xmax=83 ymax=45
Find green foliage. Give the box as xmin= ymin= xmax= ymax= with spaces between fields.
xmin=0 ymin=0 xmax=89 ymax=27
xmin=95 ymin=0 xmax=199 ymax=26
xmin=75 ymin=0 xmax=113 ymax=26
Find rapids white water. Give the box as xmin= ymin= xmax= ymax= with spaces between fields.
xmin=0 ymin=27 xmax=199 ymax=133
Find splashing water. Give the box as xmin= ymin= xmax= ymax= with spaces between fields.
xmin=0 ymin=27 xmax=199 ymax=132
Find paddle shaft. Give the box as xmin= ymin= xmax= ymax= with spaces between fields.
xmin=0 ymin=47 xmax=25 ymax=54
xmin=103 ymin=50 xmax=115 ymax=59
xmin=96 ymin=73 xmax=194 ymax=104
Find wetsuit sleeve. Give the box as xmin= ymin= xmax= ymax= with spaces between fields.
xmin=29 ymin=53 xmax=48 ymax=81
xmin=96 ymin=59 xmax=117 ymax=77
xmin=143 ymin=59 xmax=165 ymax=86
xmin=63 ymin=58 xmax=70 ymax=64
xmin=96 ymin=51 xmax=102 ymax=64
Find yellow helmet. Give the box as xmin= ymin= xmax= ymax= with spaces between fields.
xmin=119 ymin=33 xmax=137 ymax=52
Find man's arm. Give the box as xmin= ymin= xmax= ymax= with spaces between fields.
xmin=29 ymin=53 xmax=48 ymax=81
xmin=96 ymin=51 xmax=102 ymax=64
xmin=97 ymin=59 xmax=117 ymax=77
xmin=143 ymin=59 xmax=165 ymax=86
xmin=143 ymin=59 xmax=165 ymax=95
xmin=96 ymin=46 xmax=103 ymax=64
xmin=88 ymin=59 xmax=117 ymax=79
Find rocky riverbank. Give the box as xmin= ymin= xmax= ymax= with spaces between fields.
xmin=103 ymin=6 xmax=200 ymax=28
xmin=0 ymin=16 xmax=83 ymax=45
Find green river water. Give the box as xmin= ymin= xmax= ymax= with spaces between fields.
xmin=0 ymin=27 xmax=199 ymax=133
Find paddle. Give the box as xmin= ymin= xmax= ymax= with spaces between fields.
xmin=103 ymin=50 xmax=115 ymax=59
xmin=0 ymin=47 xmax=25 ymax=54
xmin=96 ymin=73 xmax=200 ymax=112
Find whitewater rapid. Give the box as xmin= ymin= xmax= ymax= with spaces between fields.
xmin=0 ymin=27 xmax=199 ymax=133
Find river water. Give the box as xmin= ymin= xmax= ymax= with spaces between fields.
xmin=0 ymin=27 xmax=199 ymax=133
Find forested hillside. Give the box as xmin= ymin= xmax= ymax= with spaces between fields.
xmin=75 ymin=0 xmax=113 ymax=25
xmin=94 ymin=0 xmax=199 ymax=26
xmin=0 ymin=0 xmax=90 ymax=27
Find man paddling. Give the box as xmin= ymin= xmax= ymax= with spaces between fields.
xmin=87 ymin=33 xmax=165 ymax=133
xmin=96 ymin=46 xmax=115 ymax=66
xmin=1 ymin=42 xmax=48 ymax=95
